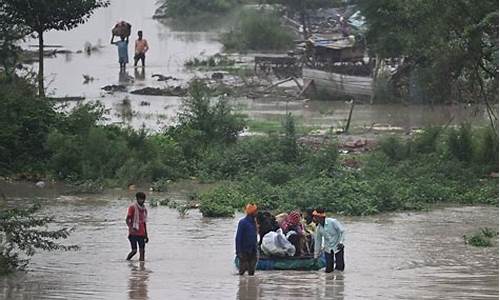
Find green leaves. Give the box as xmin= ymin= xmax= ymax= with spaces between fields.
xmin=357 ymin=0 xmax=498 ymax=104
xmin=0 ymin=202 xmax=78 ymax=274
xmin=157 ymin=0 xmax=237 ymax=17
xmin=1 ymin=0 xmax=109 ymax=32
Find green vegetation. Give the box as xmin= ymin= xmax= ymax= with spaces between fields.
xmin=357 ymin=0 xmax=498 ymax=107
xmin=246 ymin=118 xmax=323 ymax=135
xmin=0 ymin=78 xmax=243 ymax=186
xmin=221 ymin=9 xmax=295 ymax=52
xmin=1 ymin=76 xmax=498 ymax=220
xmin=185 ymin=53 xmax=236 ymax=69
xmin=197 ymin=123 xmax=498 ymax=217
xmin=0 ymin=202 xmax=78 ymax=274
xmin=156 ymin=0 xmax=238 ymax=18
xmin=464 ymin=228 xmax=498 ymax=247
xmin=1 ymin=0 xmax=109 ymax=96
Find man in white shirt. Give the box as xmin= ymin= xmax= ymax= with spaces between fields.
xmin=313 ymin=208 xmax=345 ymax=272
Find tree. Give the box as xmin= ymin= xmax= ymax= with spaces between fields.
xmin=356 ymin=0 xmax=498 ymax=112
xmin=0 ymin=201 xmax=78 ymax=274
xmin=0 ymin=0 xmax=109 ymax=97
xmin=0 ymin=11 xmax=29 ymax=80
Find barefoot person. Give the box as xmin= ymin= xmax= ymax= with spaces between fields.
xmin=111 ymin=35 xmax=129 ymax=70
xmin=313 ymin=208 xmax=345 ymax=273
xmin=126 ymin=192 xmax=149 ymax=261
xmin=235 ymin=203 xmax=258 ymax=276
xmin=134 ymin=30 xmax=149 ymax=67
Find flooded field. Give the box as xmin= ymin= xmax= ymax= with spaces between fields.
xmin=23 ymin=0 xmax=494 ymax=132
xmin=0 ymin=183 xmax=497 ymax=300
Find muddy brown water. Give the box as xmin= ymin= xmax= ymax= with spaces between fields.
xmin=0 ymin=182 xmax=498 ymax=300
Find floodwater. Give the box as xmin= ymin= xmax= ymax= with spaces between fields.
xmin=24 ymin=0 xmax=495 ymax=132
xmin=0 ymin=183 xmax=498 ymax=300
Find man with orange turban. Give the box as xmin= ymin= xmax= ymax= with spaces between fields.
xmin=235 ymin=203 xmax=258 ymax=275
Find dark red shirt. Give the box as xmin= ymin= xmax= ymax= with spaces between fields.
xmin=127 ymin=205 xmax=146 ymax=236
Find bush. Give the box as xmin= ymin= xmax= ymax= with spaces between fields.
xmin=475 ymin=127 xmax=499 ymax=170
xmin=198 ymin=126 xmax=499 ymax=217
xmin=302 ymin=141 xmax=338 ymax=177
xmin=0 ymin=202 xmax=78 ymax=274
xmin=48 ymin=104 xmax=189 ymax=184
xmin=167 ymin=80 xmax=245 ymax=165
xmin=258 ymin=162 xmax=296 ymax=185
xmin=378 ymin=136 xmax=410 ymax=161
xmin=412 ymin=127 xmax=442 ymax=154
xmin=199 ymin=184 xmax=256 ymax=217
xmin=185 ymin=53 xmax=235 ymax=68
xmin=221 ymin=9 xmax=295 ymax=52
xmin=464 ymin=228 xmax=498 ymax=247
xmin=447 ymin=124 xmax=474 ymax=162
xmin=156 ymin=0 xmax=238 ymax=17
xmin=0 ymin=78 xmax=57 ymax=174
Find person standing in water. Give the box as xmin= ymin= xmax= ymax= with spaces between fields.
xmin=313 ymin=208 xmax=345 ymax=273
xmin=126 ymin=192 xmax=149 ymax=261
xmin=235 ymin=204 xmax=258 ymax=276
xmin=111 ymin=35 xmax=129 ymax=70
xmin=134 ymin=30 xmax=149 ymax=68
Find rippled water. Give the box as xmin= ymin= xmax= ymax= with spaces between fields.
xmin=0 ymin=183 xmax=497 ymax=300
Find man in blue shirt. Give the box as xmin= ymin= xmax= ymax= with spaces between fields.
xmin=111 ymin=35 xmax=129 ymax=70
xmin=313 ymin=208 xmax=345 ymax=273
xmin=235 ymin=203 xmax=258 ymax=275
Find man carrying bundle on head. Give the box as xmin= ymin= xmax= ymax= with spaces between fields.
xmin=111 ymin=21 xmax=132 ymax=70
xmin=313 ymin=208 xmax=345 ymax=273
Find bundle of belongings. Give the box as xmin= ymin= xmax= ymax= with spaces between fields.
xmin=112 ymin=21 xmax=132 ymax=38
xmin=256 ymin=210 xmax=316 ymax=257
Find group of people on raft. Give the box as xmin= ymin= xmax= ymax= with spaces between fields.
xmin=236 ymin=204 xmax=345 ymax=276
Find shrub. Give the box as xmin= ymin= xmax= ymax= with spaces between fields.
xmin=475 ymin=127 xmax=499 ymax=170
xmin=379 ymin=136 xmax=410 ymax=161
xmin=0 ymin=78 xmax=57 ymax=174
xmin=258 ymin=162 xmax=296 ymax=185
xmin=0 ymin=202 xmax=78 ymax=274
xmin=197 ymin=136 xmax=284 ymax=181
xmin=199 ymin=184 xmax=256 ymax=217
xmin=464 ymin=228 xmax=498 ymax=247
xmin=221 ymin=9 xmax=295 ymax=52
xmin=47 ymin=104 xmax=190 ymax=184
xmin=302 ymin=141 xmax=338 ymax=177
xmin=156 ymin=0 xmax=238 ymax=17
xmin=447 ymin=124 xmax=474 ymax=162
xmin=167 ymin=80 xmax=245 ymax=164
xmin=412 ymin=127 xmax=442 ymax=154
xmin=184 ymin=53 xmax=235 ymax=68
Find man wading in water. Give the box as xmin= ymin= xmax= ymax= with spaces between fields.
xmin=313 ymin=208 xmax=345 ymax=273
xmin=111 ymin=34 xmax=129 ymax=71
xmin=235 ymin=204 xmax=258 ymax=275
xmin=126 ymin=192 xmax=149 ymax=261
xmin=134 ymin=30 xmax=149 ymax=68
